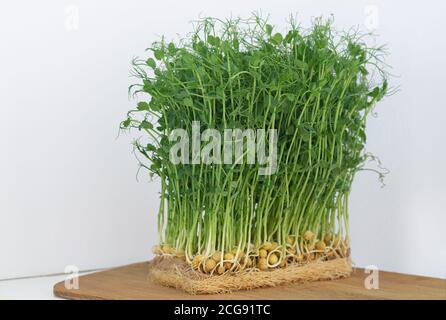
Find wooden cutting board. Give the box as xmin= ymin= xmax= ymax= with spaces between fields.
xmin=53 ymin=261 xmax=445 ymax=300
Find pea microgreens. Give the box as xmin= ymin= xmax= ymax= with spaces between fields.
xmin=122 ymin=15 xmax=389 ymax=273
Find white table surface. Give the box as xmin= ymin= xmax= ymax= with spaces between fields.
xmin=0 ymin=271 xmax=95 ymax=300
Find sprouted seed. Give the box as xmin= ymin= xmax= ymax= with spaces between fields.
xmin=268 ymin=253 xmax=279 ymax=265
xmin=258 ymin=258 xmax=268 ymax=270
xmin=304 ymin=231 xmax=315 ymax=242
xmin=205 ymin=259 xmax=217 ymax=273
xmin=315 ymin=241 xmax=326 ymax=251
xmin=217 ymin=265 xmax=226 ymax=275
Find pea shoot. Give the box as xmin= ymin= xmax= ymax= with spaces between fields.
xmin=122 ymin=15 xmax=389 ymax=274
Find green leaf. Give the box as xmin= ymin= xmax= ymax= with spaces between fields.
xmin=284 ymin=30 xmax=296 ymax=43
xmin=146 ymin=144 xmax=156 ymax=152
xmin=358 ymin=129 xmax=366 ymax=142
xmin=122 ymin=118 xmax=131 ymax=128
xmin=137 ymin=101 xmax=150 ymax=111
xmin=207 ymin=35 xmax=220 ymax=46
xmin=302 ymin=132 xmax=311 ymax=142
xmin=183 ymin=53 xmax=194 ymax=64
xmin=265 ymin=24 xmax=273 ymax=36
xmin=154 ymin=49 xmax=164 ymax=60
xmin=286 ymin=125 xmax=296 ymax=135
xmin=167 ymin=42 xmax=176 ymax=54
xmin=140 ymin=120 xmax=153 ymax=130
xmin=142 ymin=79 xmax=152 ymax=92
xmin=295 ymin=59 xmax=307 ymax=69
xmin=146 ymin=58 xmax=156 ymax=69
xmin=271 ymin=32 xmax=283 ymax=44
xmin=183 ymin=97 xmax=193 ymax=107
xmin=368 ymin=87 xmax=380 ymax=99
xmin=359 ymin=66 xmax=368 ymax=75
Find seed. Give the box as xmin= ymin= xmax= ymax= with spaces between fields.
xmin=286 ymin=236 xmax=295 ymax=245
xmin=224 ymin=252 xmax=234 ymax=261
xmin=162 ymin=245 xmax=171 ymax=253
xmin=217 ymin=265 xmax=225 ymax=275
xmin=205 ymin=259 xmax=216 ymax=272
xmin=232 ymin=249 xmax=244 ymax=259
xmin=287 ymin=248 xmax=296 ymax=255
xmin=259 ymin=249 xmax=268 ymax=258
xmin=315 ymin=241 xmax=326 ymax=251
xmin=296 ymin=254 xmax=304 ymax=261
xmin=224 ymin=262 xmax=232 ymax=270
xmin=303 ymin=231 xmax=314 ymax=241
xmin=262 ymin=242 xmax=273 ymax=251
xmin=270 ymin=242 xmax=279 ymax=251
xmin=280 ymin=260 xmax=287 ymax=267
xmin=212 ymin=251 xmax=222 ymax=261
xmin=245 ymin=257 xmax=253 ymax=267
xmin=268 ymin=253 xmax=279 ymax=265
xmin=191 ymin=255 xmax=204 ymax=268
xmin=258 ymin=258 xmax=268 ymax=270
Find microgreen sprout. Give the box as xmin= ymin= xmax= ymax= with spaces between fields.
xmin=122 ymin=15 xmax=389 ymax=274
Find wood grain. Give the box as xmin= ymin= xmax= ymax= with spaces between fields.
xmin=53 ymin=261 xmax=445 ymax=300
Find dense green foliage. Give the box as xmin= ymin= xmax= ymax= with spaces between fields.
xmin=122 ymin=15 xmax=388 ymax=270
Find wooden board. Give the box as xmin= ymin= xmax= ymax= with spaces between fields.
xmin=53 ymin=261 xmax=445 ymax=300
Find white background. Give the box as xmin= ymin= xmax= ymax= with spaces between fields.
xmin=1 ymin=0 xmax=445 ymax=280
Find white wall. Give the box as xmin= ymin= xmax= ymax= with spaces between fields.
xmin=1 ymin=0 xmax=445 ymax=279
